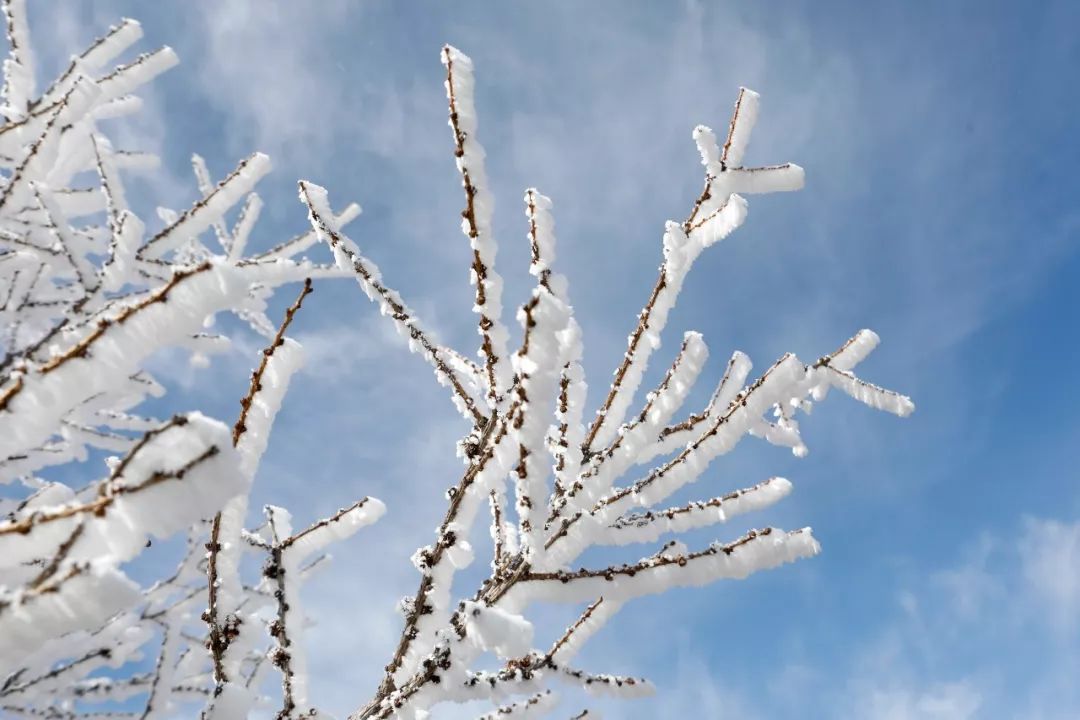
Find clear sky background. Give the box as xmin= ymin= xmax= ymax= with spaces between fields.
xmin=25 ymin=1 xmax=1080 ymax=718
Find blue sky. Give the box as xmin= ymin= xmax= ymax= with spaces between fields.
xmin=27 ymin=1 xmax=1080 ymax=718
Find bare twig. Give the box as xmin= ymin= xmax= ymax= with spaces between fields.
xmin=206 ymin=279 xmax=313 ymax=690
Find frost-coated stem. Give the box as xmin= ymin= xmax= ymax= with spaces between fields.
xmin=510 ymin=259 xmax=571 ymax=561
xmin=581 ymin=87 xmax=804 ymax=457
xmin=643 ymin=350 xmax=751 ymax=465
xmin=443 ymin=46 xmax=512 ymax=407
xmin=518 ymin=528 xmax=820 ymax=606
xmin=205 ymin=280 xmax=311 ymax=711
xmin=565 ymin=331 xmax=708 ymax=513
xmin=2 ymin=0 xmax=35 ymax=118
xmin=140 ymin=153 xmax=270 ymax=260
xmin=299 ymin=181 xmax=487 ymax=425
xmin=524 ymin=190 xmax=587 ymax=519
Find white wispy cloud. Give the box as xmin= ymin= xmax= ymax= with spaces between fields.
xmin=1019 ymin=516 xmax=1080 ymax=633
xmin=842 ymin=512 xmax=1080 ymax=719
xmin=861 ymin=681 xmax=983 ymax=720
xmin=189 ymin=1 xmax=358 ymax=164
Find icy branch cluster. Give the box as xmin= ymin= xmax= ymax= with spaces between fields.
xmin=298 ymin=46 xmax=913 ymax=720
xmin=0 ymin=4 xmax=378 ymax=718
xmin=0 ymin=5 xmax=913 ymax=719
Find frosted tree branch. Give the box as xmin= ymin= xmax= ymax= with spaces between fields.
xmin=0 ymin=12 xmax=382 ymax=719
xmin=299 ymin=180 xmax=488 ymax=426
xmin=442 ymin=46 xmax=512 ymax=408
xmin=341 ymin=53 xmax=908 ymax=720
xmin=2 ymin=12 xmax=913 ymax=720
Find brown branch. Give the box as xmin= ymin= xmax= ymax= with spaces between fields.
xmin=204 ymin=512 xmax=229 ymax=687
xmin=610 ymin=478 xmax=780 ymax=532
xmin=478 ymin=691 xmax=553 ymax=720
xmin=550 ymin=372 xmax=572 ymax=493
xmin=246 ymin=227 xmax=314 ymax=263
xmin=243 ymin=200 xmax=361 ymax=264
xmin=582 ymin=333 xmax=697 ymax=479
xmin=0 ymin=87 xmax=71 ymax=214
xmin=0 ymin=285 xmax=113 ymax=380
xmin=90 ymin=133 xmax=125 ymax=240
xmin=444 ymin=47 xmax=501 ymax=405
xmin=544 ymin=597 xmax=603 ymax=663
xmin=579 ymin=269 xmax=666 ymax=457
xmin=657 ymin=410 xmax=709 ymax=441
xmin=0 ymin=375 xmax=23 ymax=413
xmin=264 ymin=512 xmax=298 ymax=720
xmin=0 ymin=703 xmax=138 ymax=718
xmin=657 ymin=350 xmax=747 ymax=442
xmin=358 ymin=381 xmax=527 ymax=718
xmin=27 ymin=522 xmax=84 ymax=590
xmin=95 ymin=47 xmax=173 ymax=100
xmin=300 ymin=183 xmax=486 ymax=426
xmin=525 ymin=189 xmax=552 ymax=292
xmin=816 ymin=329 xmax=868 ymax=367
xmin=685 ymin=194 xmax=734 ymax=233
xmin=279 ymin=497 xmax=375 ymax=551
xmin=38 ymin=262 xmax=212 ymax=376
xmin=375 ymin=406 xmax=502 ymax=692
xmin=0 ymin=427 xmax=218 ymax=537
xmin=545 ymin=354 xmax=796 ymax=551
xmin=721 ymin=87 xmax=752 ymax=165
xmin=138 ymin=622 xmax=177 ymax=720
xmin=356 ymin=86 xmax=819 ymax=720
xmin=33 ymin=20 xmax=139 ymax=108
xmin=232 ymin=278 xmax=312 ymax=445
xmin=581 ymin=88 xmax=755 ymax=458
xmin=0 ymin=648 xmax=111 ymax=698
xmin=105 ymin=415 xmax=189 ymax=488
xmin=138 ymin=153 xmax=263 ymax=260
xmin=819 ymin=364 xmax=913 ymax=411
xmin=207 ymin=278 xmax=313 ymax=690
xmin=489 ymin=489 xmax=505 ymax=570
xmin=1 ymin=261 xmax=44 ymax=352
xmin=362 ymin=562 xmax=536 ymax=715
xmin=597 ymin=353 xmax=794 ymax=511
xmin=529 ymin=528 xmax=779 ymax=585
xmin=0 ymin=97 xmax=60 ymax=139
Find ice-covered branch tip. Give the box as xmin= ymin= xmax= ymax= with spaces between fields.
xmin=232 ymin=278 xmax=312 ymax=449
xmin=476 ymin=690 xmax=558 ymax=720
xmin=581 ymin=87 xmax=803 ymax=458
xmin=140 ymin=152 xmax=271 ymax=260
xmin=443 ymin=45 xmax=512 ymax=408
xmin=262 ymin=498 xmax=385 ymax=719
xmin=207 ymin=290 xmax=308 ymax=695
xmin=0 ymin=413 xmax=238 ymax=550
xmin=299 ymin=180 xmax=488 ymax=426
xmin=517 ymin=527 xmax=820 ymax=606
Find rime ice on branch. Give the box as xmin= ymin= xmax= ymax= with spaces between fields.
xmin=293 ymin=47 xmax=912 ymax=720
xmin=1 ymin=5 xmax=913 ymax=718
xmin=0 ymin=7 xmax=380 ymax=719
